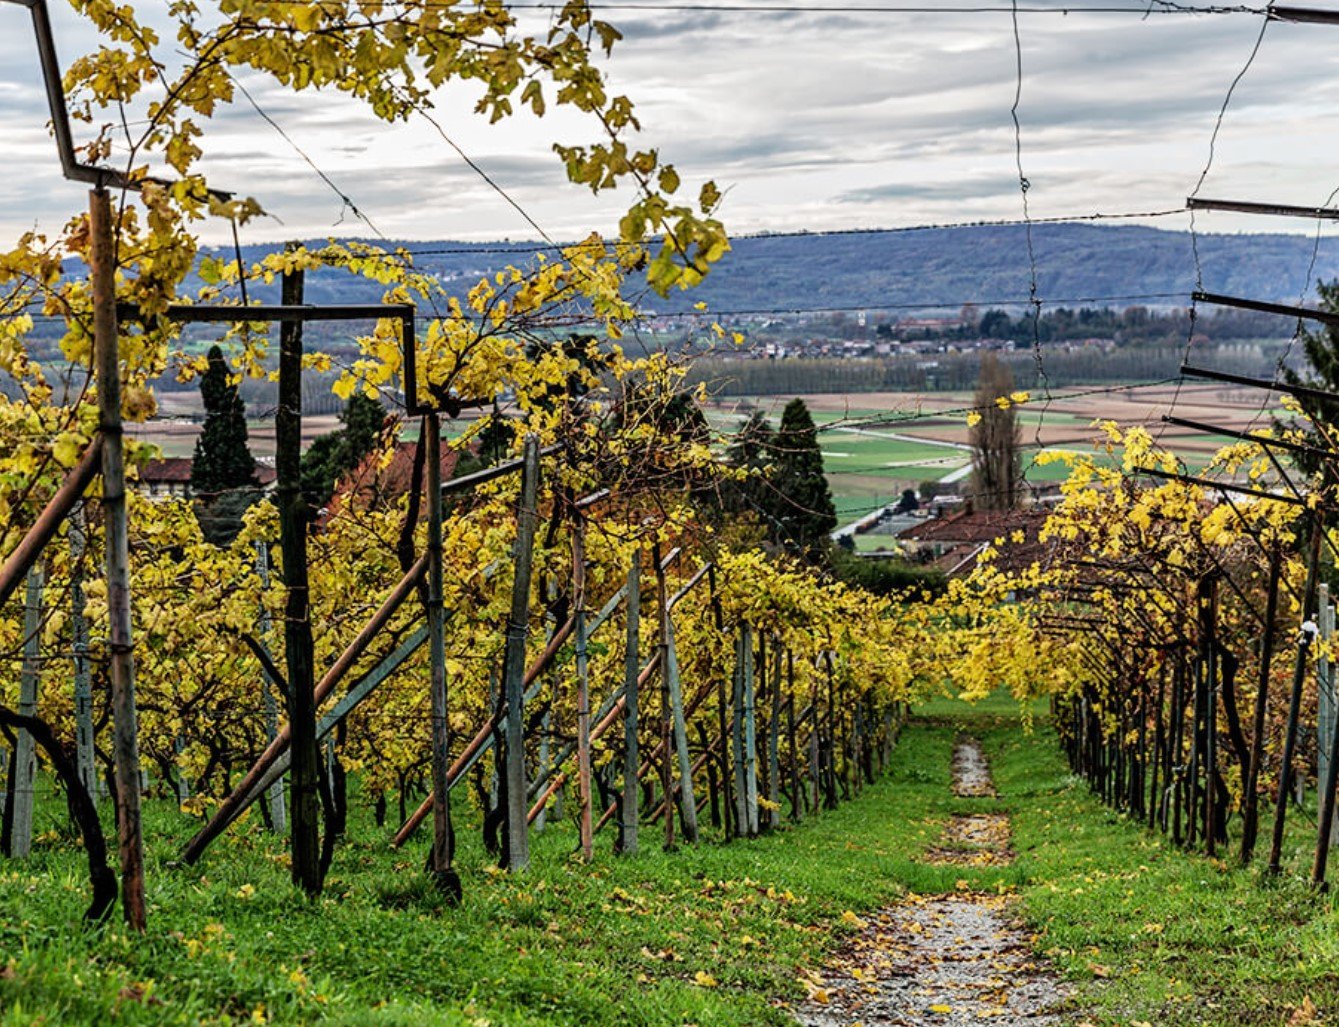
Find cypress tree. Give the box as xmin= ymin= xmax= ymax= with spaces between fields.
xmin=191 ymin=345 xmax=259 ymax=544
xmin=771 ymin=398 xmax=837 ymax=552
xmin=191 ymin=345 xmax=257 ymax=497
xmin=723 ymin=410 xmax=776 ymax=519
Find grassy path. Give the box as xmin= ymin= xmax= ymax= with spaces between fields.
xmin=4 ymin=696 xmax=1339 ymax=1024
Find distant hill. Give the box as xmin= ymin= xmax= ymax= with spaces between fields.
xmin=197 ymin=223 xmax=1339 ymax=317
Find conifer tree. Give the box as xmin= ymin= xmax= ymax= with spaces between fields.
xmin=771 ymin=398 xmax=837 ymax=551
xmin=723 ymin=410 xmax=776 ymax=519
xmin=191 ymin=345 xmax=257 ymax=497
xmin=191 ymin=345 xmax=259 ymax=544
xmin=1280 ymin=279 xmax=1339 ymax=479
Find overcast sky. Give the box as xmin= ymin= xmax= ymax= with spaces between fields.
xmin=3 ymin=2 xmax=1339 ymax=247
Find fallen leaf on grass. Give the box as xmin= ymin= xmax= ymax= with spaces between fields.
xmin=1289 ymin=996 xmax=1319 ymax=1025
xmin=692 ymin=971 xmax=718 ymax=988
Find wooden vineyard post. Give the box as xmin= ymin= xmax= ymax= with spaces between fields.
xmin=1241 ymin=549 xmax=1281 ymax=862
xmin=5 ymin=566 xmax=43 ymax=858
xmin=659 ymin=571 xmax=698 ymax=845
xmin=573 ymin=517 xmax=594 ymax=861
xmin=781 ymin=653 xmax=792 ymax=824
xmin=1270 ymin=518 xmax=1324 ymax=875
xmin=767 ymin=642 xmax=781 ymax=831
xmin=819 ymin=650 xmax=830 ymax=814
xmin=653 ymin=547 xmax=675 ymax=850
xmin=731 ymin=628 xmax=748 ymax=836
xmin=1200 ymin=575 xmax=1219 ymax=856
xmin=276 ymin=249 xmax=323 ymax=898
xmin=708 ymin=566 xmax=733 ymax=839
xmin=1170 ymin=657 xmax=1187 ymax=846
xmin=742 ymin=623 xmax=759 ymax=837
xmin=781 ymin=690 xmax=792 ymax=819
xmin=69 ymin=503 xmax=96 ymax=802
xmin=621 ymin=554 xmax=640 ymax=855
xmin=502 ymin=434 xmax=540 ymax=872
xmin=1149 ymin=663 xmax=1167 ymax=832
xmin=425 ymin=413 xmax=460 ymax=894
xmin=1314 ymin=588 xmax=1339 ymax=887
xmin=91 ymin=187 xmax=146 ymax=930
xmin=254 ymin=542 xmax=286 ymax=834
xmin=809 ymin=704 xmax=821 ymax=816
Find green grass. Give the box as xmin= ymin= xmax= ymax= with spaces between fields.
xmin=0 ymin=738 xmax=955 ymax=1026
xmin=5 ymin=695 xmax=1339 ymax=1025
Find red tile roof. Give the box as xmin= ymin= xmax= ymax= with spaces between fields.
xmin=327 ymin=441 xmax=460 ymax=515
xmin=138 ymin=457 xmax=275 ymax=487
xmin=139 ymin=457 xmax=194 ymax=484
xmin=897 ymin=507 xmax=1049 ymax=545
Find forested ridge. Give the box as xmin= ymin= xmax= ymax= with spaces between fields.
xmin=180 ymin=223 xmax=1339 ymax=315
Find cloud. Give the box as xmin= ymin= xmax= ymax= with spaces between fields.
xmin=1 ymin=3 xmax=1336 ymax=244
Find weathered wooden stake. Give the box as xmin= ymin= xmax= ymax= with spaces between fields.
xmin=276 ymin=249 xmax=323 ymax=897
xmin=425 ymin=413 xmax=459 ymax=894
xmin=767 ymin=642 xmax=781 ymax=831
xmin=69 ymin=503 xmax=96 ymax=803
xmin=1269 ymin=518 xmax=1324 ymax=875
xmin=621 ymin=553 xmax=640 ymax=855
xmin=254 ymin=542 xmax=286 ymax=834
xmin=1201 ymin=575 xmax=1219 ymax=856
xmin=661 ymin=595 xmax=698 ymax=846
xmin=742 ymin=623 xmax=759 ymax=837
xmin=1241 ymin=548 xmax=1281 ymax=863
xmin=6 ymin=566 xmax=43 ymax=858
xmin=708 ymin=566 xmax=733 ymax=838
xmin=654 ymin=547 xmax=675 ymax=850
xmin=1314 ymin=573 xmax=1339 ymax=885
xmin=91 ymin=187 xmax=146 ymax=930
xmin=501 ymin=434 xmax=540 ymax=871
xmin=573 ymin=517 xmax=594 ymax=861
xmin=731 ymin=629 xmax=748 ymax=836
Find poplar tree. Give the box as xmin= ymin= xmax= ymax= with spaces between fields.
xmin=969 ymin=353 xmax=1022 ymax=511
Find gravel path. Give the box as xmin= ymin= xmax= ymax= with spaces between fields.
xmin=793 ymin=735 xmax=1072 ymax=1026
xmin=950 ymin=735 xmax=997 ymax=798
xmin=793 ymin=895 xmax=1072 ymax=1026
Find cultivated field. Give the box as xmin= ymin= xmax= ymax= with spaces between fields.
xmin=134 ymin=381 xmax=1282 ymax=520
xmin=704 ymin=382 xmax=1286 ymax=521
